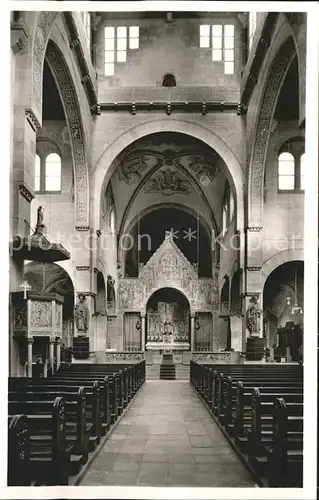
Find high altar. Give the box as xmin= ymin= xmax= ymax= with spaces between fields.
xmin=146 ymin=301 xmax=190 ymax=350
xmin=118 ymin=232 xmax=219 ymax=355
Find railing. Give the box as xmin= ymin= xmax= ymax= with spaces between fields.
xmin=104 ymin=351 xmax=145 ymax=363
xmin=192 ymin=351 xmax=241 ymax=363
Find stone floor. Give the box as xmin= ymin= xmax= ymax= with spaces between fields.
xmin=79 ymin=381 xmax=257 ymax=487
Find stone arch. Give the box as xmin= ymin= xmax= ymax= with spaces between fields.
xmin=248 ymin=36 xmax=297 ymax=228
xmin=92 ymin=119 xmax=244 ymax=232
xmin=45 ymin=40 xmax=89 ymax=228
xmin=142 ymin=286 xmax=192 ymax=315
xmin=119 ymin=202 xmax=213 ymax=254
xmin=31 ymin=12 xmax=59 ymax=123
xmin=261 ymin=248 xmax=304 ymax=288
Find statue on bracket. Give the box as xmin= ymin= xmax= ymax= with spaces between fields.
xmin=107 ymin=274 xmax=116 ymax=309
xmin=74 ymin=293 xmax=89 ymax=333
xmin=34 ymin=205 xmax=45 ymax=236
xmin=246 ymin=295 xmax=262 ymax=336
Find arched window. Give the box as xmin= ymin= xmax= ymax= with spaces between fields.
xmin=278 ymin=152 xmax=295 ymax=190
xmin=35 ymin=154 xmax=41 ymax=192
xmin=300 ymin=153 xmax=305 ymax=191
xmin=45 ymin=153 xmax=61 ymax=191
xmin=162 ymin=73 xmax=176 ymax=87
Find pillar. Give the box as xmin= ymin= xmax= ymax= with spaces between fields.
xmin=43 ymin=358 xmax=48 ymax=378
xmin=27 ymin=336 xmax=33 ymax=378
xmin=190 ymin=315 xmax=195 ymax=352
xmin=49 ymin=336 xmax=55 ymax=374
xmin=141 ymin=314 xmax=146 ymax=351
xmin=56 ymin=338 xmax=61 ymax=371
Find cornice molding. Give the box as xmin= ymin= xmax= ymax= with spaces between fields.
xmin=18 ymin=183 xmax=34 ymax=203
xmin=99 ymin=100 xmax=242 ymax=115
xmin=11 ymin=22 xmax=28 ymax=54
xmin=25 ymin=109 xmax=41 ymax=132
xmin=76 ymin=266 xmax=90 ymax=271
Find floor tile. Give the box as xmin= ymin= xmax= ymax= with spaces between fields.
xmin=79 ymin=380 xmax=257 ymax=488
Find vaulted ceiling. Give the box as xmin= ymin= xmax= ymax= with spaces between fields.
xmin=105 ymin=132 xmax=230 ymax=235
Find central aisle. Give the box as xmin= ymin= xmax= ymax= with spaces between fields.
xmin=79 ymin=381 xmax=257 ymax=487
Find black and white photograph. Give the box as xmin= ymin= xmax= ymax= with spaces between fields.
xmin=5 ymin=1 xmax=318 ymax=498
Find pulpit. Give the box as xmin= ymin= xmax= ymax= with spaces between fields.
xmin=12 ymin=291 xmax=63 ymax=377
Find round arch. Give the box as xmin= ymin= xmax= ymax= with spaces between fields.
xmin=261 ymin=248 xmax=304 ymax=288
xmin=45 ymin=40 xmax=89 ymax=228
xmin=142 ymin=285 xmax=192 ymax=315
xmin=120 ymin=202 xmax=213 ymax=255
xmin=248 ymin=36 xmax=297 ymax=228
xmin=92 ymin=119 xmax=244 ymax=232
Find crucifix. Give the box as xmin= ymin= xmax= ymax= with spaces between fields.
xmin=20 ymin=280 xmax=31 ymax=299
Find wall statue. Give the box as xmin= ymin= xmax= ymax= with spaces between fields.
xmin=107 ymin=274 xmax=116 ymax=307
xmin=74 ymin=293 xmax=89 ymax=333
xmin=246 ymin=295 xmax=262 ymax=335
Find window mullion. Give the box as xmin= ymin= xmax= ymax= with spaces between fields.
xmin=295 ymin=156 xmax=301 ymax=190
xmin=41 ymin=157 xmax=45 ymax=192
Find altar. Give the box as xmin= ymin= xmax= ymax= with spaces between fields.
xmin=145 ymin=300 xmax=190 ymax=352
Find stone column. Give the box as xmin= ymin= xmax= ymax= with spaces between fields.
xmin=27 ymin=336 xmax=33 ymax=378
xmin=190 ymin=315 xmax=195 ymax=352
xmin=56 ymin=338 xmax=61 ymax=371
xmin=43 ymin=358 xmax=48 ymax=378
xmin=141 ymin=314 xmax=146 ymax=351
xmin=49 ymin=336 xmax=55 ymax=374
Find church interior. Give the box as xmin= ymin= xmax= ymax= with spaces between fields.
xmin=8 ymin=8 xmax=309 ymax=490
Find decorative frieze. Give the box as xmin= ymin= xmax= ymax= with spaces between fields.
xmin=118 ymin=233 xmax=218 ymax=311
xmin=248 ymin=37 xmax=295 ymax=227
xmin=247 ymin=266 xmax=262 ymax=272
xmin=46 ymin=41 xmax=89 ymax=228
xmin=76 ymin=266 xmax=91 ymax=271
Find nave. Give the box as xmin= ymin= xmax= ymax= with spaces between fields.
xmin=8 ymin=360 xmax=303 ymax=488
xmin=78 ymin=380 xmax=256 ymax=487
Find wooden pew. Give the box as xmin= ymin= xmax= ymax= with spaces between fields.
xmin=233 ymin=381 xmax=302 ymax=444
xmin=8 ymin=414 xmax=30 ymax=486
xmin=190 ymin=362 xmax=303 ymax=488
xmin=9 ymin=379 xmax=101 ymax=448
xmin=8 ymin=397 xmax=72 ymax=485
xmin=266 ymin=397 xmax=303 ymax=487
xmin=9 ymin=387 xmax=89 ymax=460
xmin=249 ymin=388 xmax=303 ymax=459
